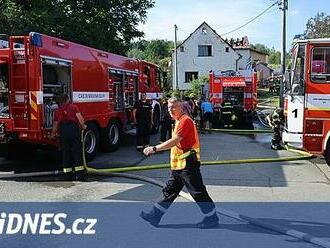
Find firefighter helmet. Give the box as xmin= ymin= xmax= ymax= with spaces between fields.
xmin=272 ymin=113 xmax=280 ymax=121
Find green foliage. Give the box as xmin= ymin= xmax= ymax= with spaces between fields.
xmin=0 ymin=0 xmax=155 ymax=55
xmin=304 ymin=12 xmax=330 ymax=39
xmin=250 ymin=43 xmax=270 ymax=54
xmin=127 ymin=39 xmax=174 ymax=63
xmin=186 ymin=76 xmax=208 ymax=99
xmin=268 ymin=48 xmax=281 ymax=65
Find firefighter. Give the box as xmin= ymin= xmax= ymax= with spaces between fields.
xmin=133 ymin=93 xmax=153 ymax=151
xmin=193 ymin=99 xmax=203 ymax=132
xmin=221 ymin=99 xmax=236 ymax=128
xmin=267 ymin=108 xmax=285 ymax=150
xmin=201 ymin=98 xmax=214 ymax=134
xmin=141 ymin=97 xmax=219 ymax=229
xmin=50 ymin=93 xmax=87 ymax=180
xmin=159 ymin=98 xmax=173 ymax=143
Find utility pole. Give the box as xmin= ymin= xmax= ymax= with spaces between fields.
xmin=174 ymin=24 xmax=178 ymax=91
xmin=279 ymin=0 xmax=288 ymax=107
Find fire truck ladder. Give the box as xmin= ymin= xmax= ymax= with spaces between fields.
xmin=8 ymin=36 xmax=30 ymax=130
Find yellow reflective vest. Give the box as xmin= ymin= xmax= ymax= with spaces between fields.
xmin=170 ymin=115 xmax=200 ymax=170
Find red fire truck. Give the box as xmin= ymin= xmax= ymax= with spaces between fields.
xmin=0 ymin=32 xmax=163 ymax=161
xmin=282 ymin=38 xmax=330 ymax=165
xmin=209 ymin=69 xmax=257 ymax=125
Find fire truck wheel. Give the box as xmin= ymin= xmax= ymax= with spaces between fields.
xmin=84 ymin=123 xmax=100 ymax=161
xmin=101 ymin=120 xmax=121 ymax=152
xmin=325 ymin=140 xmax=330 ymax=166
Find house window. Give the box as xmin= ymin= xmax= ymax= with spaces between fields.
xmin=180 ymin=46 xmax=184 ymax=52
xmin=202 ymin=28 xmax=207 ymax=34
xmin=198 ymin=45 xmax=212 ymax=56
xmin=185 ymin=72 xmax=198 ymax=83
xmin=225 ymin=47 xmax=230 ymax=53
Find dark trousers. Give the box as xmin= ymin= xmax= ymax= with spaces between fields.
xmin=137 ymin=121 xmax=150 ymax=147
xmin=222 ymin=113 xmax=233 ymax=126
xmin=157 ymin=154 xmax=215 ymax=214
xmin=59 ymin=122 xmax=83 ymax=169
xmin=203 ymin=112 xmax=213 ymax=122
xmin=271 ymin=124 xmax=282 ymax=146
xmin=160 ymin=119 xmax=172 ymax=142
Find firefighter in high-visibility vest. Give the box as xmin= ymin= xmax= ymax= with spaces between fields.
xmin=141 ymin=97 xmax=218 ymax=229
xmin=50 ymin=93 xmax=87 ymax=180
xmin=266 ymin=108 xmax=284 ymax=150
xmin=221 ymin=99 xmax=236 ymax=128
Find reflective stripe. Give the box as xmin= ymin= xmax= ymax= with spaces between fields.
xmin=74 ymin=166 xmax=85 ymax=171
xmin=178 ymin=150 xmax=192 ymax=159
xmin=204 ymin=208 xmax=216 ymax=217
xmin=244 ymin=93 xmax=252 ymax=98
xmin=63 ymin=167 xmax=73 ymax=173
xmin=154 ymin=203 xmax=167 ymax=213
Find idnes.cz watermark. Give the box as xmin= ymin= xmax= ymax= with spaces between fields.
xmin=0 ymin=212 xmax=97 ymax=235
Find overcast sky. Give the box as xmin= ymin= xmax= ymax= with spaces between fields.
xmin=138 ymin=0 xmax=330 ymax=50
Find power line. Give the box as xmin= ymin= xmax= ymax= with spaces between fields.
xmin=221 ymin=1 xmax=279 ymax=37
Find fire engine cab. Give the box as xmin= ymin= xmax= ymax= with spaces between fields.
xmin=209 ymin=69 xmax=257 ymax=125
xmin=283 ymin=38 xmax=330 ymax=165
xmin=0 ymin=32 xmax=163 ymax=161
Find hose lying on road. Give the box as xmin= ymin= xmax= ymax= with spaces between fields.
xmin=0 ymin=170 xmax=63 ymax=180
xmin=0 ymin=129 xmax=314 ymax=177
xmin=86 ymin=147 xmax=314 ymax=173
xmin=211 ymin=128 xmax=272 ymax=134
xmin=0 ymin=147 xmax=314 ymax=179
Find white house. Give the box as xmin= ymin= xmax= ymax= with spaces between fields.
xmin=172 ymin=22 xmax=240 ymax=91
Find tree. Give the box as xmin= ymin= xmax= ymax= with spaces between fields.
xmin=127 ymin=39 xmax=174 ymax=63
xmin=186 ymin=76 xmax=208 ymax=99
xmin=0 ymin=0 xmax=155 ymax=54
xmin=304 ymin=12 xmax=330 ymax=39
xmin=250 ymin=43 xmax=270 ymax=54
xmin=268 ymin=48 xmax=281 ymax=65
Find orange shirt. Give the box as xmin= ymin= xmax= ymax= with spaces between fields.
xmin=175 ymin=114 xmax=198 ymax=151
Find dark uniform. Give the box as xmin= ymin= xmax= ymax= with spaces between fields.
xmin=221 ymin=100 xmax=235 ymax=127
xmin=268 ymin=108 xmax=284 ymax=150
xmin=54 ymin=103 xmax=85 ymax=177
xmin=159 ymin=102 xmax=173 ymax=143
xmin=133 ymin=99 xmax=152 ymax=150
xmin=193 ymin=101 xmax=203 ymax=132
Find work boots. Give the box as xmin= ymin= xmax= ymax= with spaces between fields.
xmin=197 ymin=213 xmax=219 ymax=229
xmin=140 ymin=206 xmax=165 ymax=227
